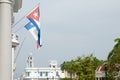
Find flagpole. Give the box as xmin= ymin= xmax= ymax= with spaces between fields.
xmin=0 ymin=0 xmax=12 ymax=80
xmin=14 ymin=33 xmax=28 ymax=63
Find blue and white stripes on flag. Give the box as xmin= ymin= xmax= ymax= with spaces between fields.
xmin=24 ymin=6 xmax=42 ymax=49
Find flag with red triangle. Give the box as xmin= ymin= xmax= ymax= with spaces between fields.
xmin=25 ymin=5 xmax=42 ymax=49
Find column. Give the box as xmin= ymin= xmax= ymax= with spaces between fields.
xmin=0 ymin=0 xmax=12 ymax=80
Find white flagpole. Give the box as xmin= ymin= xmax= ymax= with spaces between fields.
xmin=0 ymin=0 xmax=12 ymax=80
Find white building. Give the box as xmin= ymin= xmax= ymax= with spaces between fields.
xmin=95 ymin=66 xmax=105 ymax=80
xmin=22 ymin=55 xmax=66 ymax=80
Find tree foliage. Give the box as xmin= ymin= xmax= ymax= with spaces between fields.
xmin=60 ymin=38 xmax=120 ymax=80
xmin=60 ymin=54 xmax=104 ymax=80
xmin=107 ymin=38 xmax=120 ymax=79
xmin=108 ymin=38 xmax=120 ymax=63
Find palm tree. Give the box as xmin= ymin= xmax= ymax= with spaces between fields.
xmin=61 ymin=54 xmax=104 ymax=80
xmin=75 ymin=54 xmax=103 ymax=80
xmin=60 ymin=61 xmax=76 ymax=78
xmin=108 ymin=38 xmax=120 ymax=62
xmin=107 ymin=38 xmax=120 ymax=79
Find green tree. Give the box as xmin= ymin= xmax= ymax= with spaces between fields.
xmin=108 ymin=38 xmax=120 ymax=63
xmin=60 ymin=60 xmax=76 ymax=79
xmin=76 ymin=54 xmax=102 ymax=80
xmin=107 ymin=38 xmax=120 ymax=79
xmin=107 ymin=38 xmax=120 ymax=71
xmin=61 ymin=54 xmax=104 ymax=80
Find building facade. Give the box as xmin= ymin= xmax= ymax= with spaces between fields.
xmin=22 ymin=55 xmax=66 ymax=80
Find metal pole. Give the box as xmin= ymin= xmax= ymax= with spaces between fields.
xmin=0 ymin=0 xmax=12 ymax=80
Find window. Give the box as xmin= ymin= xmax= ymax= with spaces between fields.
xmin=46 ymin=72 xmax=48 ymax=76
xmin=56 ymin=72 xmax=59 ymax=76
xmin=40 ymin=72 xmax=42 ymax=76
xmin=26 ymin=72 xmax=30 ymax=77
xmin=30 ymin=62 xmax=32 ymax=67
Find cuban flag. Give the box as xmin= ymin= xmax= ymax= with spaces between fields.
xmin=25 ymin=6 xmax=42 ymax=48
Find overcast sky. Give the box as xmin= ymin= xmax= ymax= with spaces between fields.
xmin=13 ymin=0 xmax=120 ymax=78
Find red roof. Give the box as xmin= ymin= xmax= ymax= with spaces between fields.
xmin=96 ymin=66 xmax=105 ymax=71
